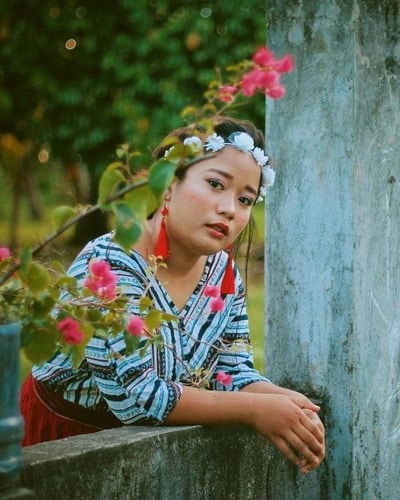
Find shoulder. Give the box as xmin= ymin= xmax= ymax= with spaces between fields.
xmin=67 ymin=232 xmax=146 ymax=278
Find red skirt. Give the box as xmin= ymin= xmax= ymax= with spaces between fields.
xmin=20 ymin=373 xmax=122 ymax=447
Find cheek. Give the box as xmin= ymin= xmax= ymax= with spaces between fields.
xmin=234 ymin=211 xmax=252 ymax=236
xmin=177 ymin=184 xmax=213 ymax=209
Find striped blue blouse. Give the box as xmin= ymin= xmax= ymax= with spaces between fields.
xmin=33 ymin=232 xmax=269 ymax=425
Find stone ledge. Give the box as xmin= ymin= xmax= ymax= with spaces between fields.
xmin=7 ymin=425 xmax=324 ymax=500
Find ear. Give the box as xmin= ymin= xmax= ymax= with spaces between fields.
xmin=163 ymin=182 xmax=175 ymax=202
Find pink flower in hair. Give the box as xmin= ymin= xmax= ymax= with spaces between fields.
xmin=216 ymin=370 xmax=233 ymax=387
xmin=57 ymin=317 xmax=84 ymax=344
xmin=84 ymin=260 xmax=117 ymax=300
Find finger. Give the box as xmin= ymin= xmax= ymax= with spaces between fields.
xmin=285 ymin=431 xmax=322 ymax=466
xmin=300 ymin=413 xmax=325 ymax=444
xmin=292 ymin=397 xmax=320 ymax=413
xmin=299 ymin=456 xmax=322 ymax=474
xmin=271 ymin=437 xmax=303 ymax=468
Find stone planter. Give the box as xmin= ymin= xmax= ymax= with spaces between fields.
xmin=0 ymin=322 xmax=24 ymax=490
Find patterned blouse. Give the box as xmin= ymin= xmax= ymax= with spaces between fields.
xmin=33 ymin=232 xmax=268 ymax=425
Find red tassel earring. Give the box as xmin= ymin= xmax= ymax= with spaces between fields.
xmin=155 ymin=206 xmax=169 ymax=260
xmin=221 ymin=244 xmax=235 ymax=295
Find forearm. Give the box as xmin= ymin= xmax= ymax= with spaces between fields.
xmin=164 ymin=383 xmax=325 ymax=474
xmin=164 ymin=385 xmax=255 ymax=426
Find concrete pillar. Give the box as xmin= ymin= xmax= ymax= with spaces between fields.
xmin=265 ymin=1 xmax=400 ymax=498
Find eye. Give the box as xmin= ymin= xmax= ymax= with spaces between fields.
xmin=238 ymin=196 xmax=254 ymax=207
xmin=208 ymin=178 xmax=224 ymax=190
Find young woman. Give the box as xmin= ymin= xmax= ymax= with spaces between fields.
xmin=20 ymin=116 xmax=325 ymax=473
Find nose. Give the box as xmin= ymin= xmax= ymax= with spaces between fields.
xmin=216 ymin=192 xmax=235 ymax=219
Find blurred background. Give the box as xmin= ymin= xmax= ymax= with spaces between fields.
xmin=0 ymin=0 xmax=267 ymax=375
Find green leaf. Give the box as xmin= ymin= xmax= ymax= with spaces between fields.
xmin=113 ymin=202 xmax=142 ymax=253
xmin=139 ymin=296 xmax=153 ymax=312
xmin=52 ymin=205 xmax=77 ymax=230
xmin=124 ymin=331 xmax=141 ymax=356
xmin=150 ymin=333 xmax=164 ymax=350
xmin=32 ymin=294 xmax=56 ymax=317
xmin=51 ymin=260 xmax=68 ymax=274
xmin=21 ymin=322 xmax=59 ymax=365
xmin=148 ymin=158 xmax=176 ymax=201
xmin=98 ymin=162 xmax=125 ymax=209
xmin=86 ymin=309 xmax=104 ymax=322
xmin=144 ymin=309 xmax=163 ymax=332
xmin=23 ymin=262 xmax=50 ymax=293
xmin=70 ymin=322 xmax=95 ymax=368
xmin=161 ymin=312 xmax=178 ymax=323
xmin=124 ymin=183 xmax=158 ymax=220
xmin=18 ymin=246 xmax=32 ymax=276
xmin=181 ymin=105 xmax=198 ymax=118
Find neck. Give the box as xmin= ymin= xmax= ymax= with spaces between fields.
xmin=134 ymin=217 xmax=207 ymax=275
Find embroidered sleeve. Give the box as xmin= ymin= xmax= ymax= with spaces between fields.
xmin=66 ymin=236 xmax=183 ymax=425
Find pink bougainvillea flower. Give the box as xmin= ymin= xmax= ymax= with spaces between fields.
xmin=241 ymin=69 xmax=263 ymax=97
xmin=216 ymin=370 xmax=233 ymax=387
xmin=252 ymin=46 xmax=275 ymax=66
xmin=218 ymin=84 xmax=238 ymax=102
xmin=266 ymin=85 xmax=286 ymax=99
xmin=127 ymin=316 xmax=145 ymax=336
xmin=253 ymin=46 xmax=294 ymax=73
xmin=210 ymin=296 xmax=225 ymax=313
xmin=258 ymin=69 xmax=281 ymax=90
xmin=241 ymin=46 xmax=294 ymax=100
xmin=0 ymin=247 xmax=11 ymax=261
xmin=272 ymin=53 xmax=294 ymax=73
xmin=84 ymin=260 xmax=117 ymax=300
xmin=204 ymin=285 xmax=220 ymax=298
xmin=57 ymin=317 xmax=84 ymax=344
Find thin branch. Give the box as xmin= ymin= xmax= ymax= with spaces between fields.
xmin=0 ymin=154 xmax=215 ymax=287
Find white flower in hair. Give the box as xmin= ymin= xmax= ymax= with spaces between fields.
xmin=262 ymin=165 xmax=276 ymax=187
xmin=165 ymin=129 xmax=275 ymax=203
xmin=229 ymin=132 xmax=255 ymax=151
xmin=257 ymin=185 xmax=267 ymax=203
xmin=252 ymin=147 xmax=269 ymax=167
xmin=183 ymin=136 xmax=202 ymax=152
xmin=205 ymin=133 xmax=225 ymax=152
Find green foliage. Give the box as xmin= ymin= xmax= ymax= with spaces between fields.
xmin=0 ymin=0 xmax=266 ymax=173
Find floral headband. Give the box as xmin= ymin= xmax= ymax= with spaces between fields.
xmin=166 ymin=131 xmax=275 ymax=202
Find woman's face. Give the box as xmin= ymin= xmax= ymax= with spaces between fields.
xmin=165 ymin=145 xmax=261 ymax=259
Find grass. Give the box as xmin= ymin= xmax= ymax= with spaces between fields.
xmin=247 ymin=203 xmax=265 ymax=373
xmin=0 ymin=177 xmax=265 ymax=379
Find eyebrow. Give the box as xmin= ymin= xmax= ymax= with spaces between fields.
xmin=206 ymin=168 xmax=258 ymax=197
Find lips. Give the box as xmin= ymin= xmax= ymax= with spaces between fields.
xmin=207 ymin=222 xmax=229 ymax=236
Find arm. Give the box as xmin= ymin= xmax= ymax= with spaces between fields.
xmin=164 ymin=384 xmax=324 ymax=474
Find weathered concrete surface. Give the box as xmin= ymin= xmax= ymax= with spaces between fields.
xmin=5 ymin=426 xmax=324 ymax=500
xmin=266 ymin=1 xmax=400 ymax=498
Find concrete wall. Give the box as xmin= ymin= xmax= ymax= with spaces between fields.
xmin=5 ymin=426 xmax=324 ymax=500
xmin=265 ymin=1 xmax=400 ymax=498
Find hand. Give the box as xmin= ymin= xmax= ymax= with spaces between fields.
xmin=297 ymin=409 xmax=325 ymax=473
xmin=242 ymin=382 xmax=320 ymax=413
xmin=249 ymin=394 xmax=325 ymax=474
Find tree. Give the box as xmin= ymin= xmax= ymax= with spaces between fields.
xmin=0 ymin=0 xmax=266 ymax=244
